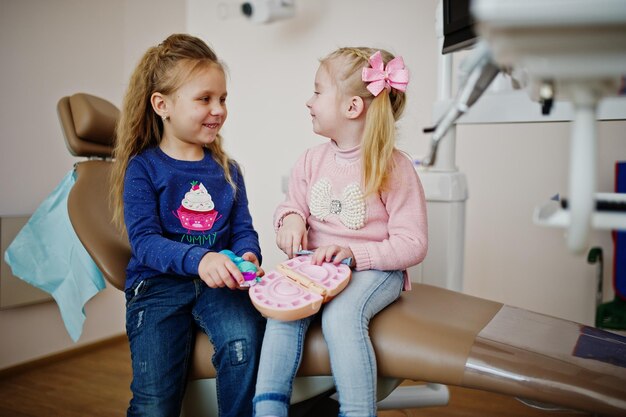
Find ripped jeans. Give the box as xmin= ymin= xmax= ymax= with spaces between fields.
xmin=253 ymin=269 xmax=404 ymax=417
xmin=125 ymin=275 xmax=266 ymax=417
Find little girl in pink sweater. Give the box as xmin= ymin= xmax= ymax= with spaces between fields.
xmin=254 ymin=47 xmax=428 ymax=417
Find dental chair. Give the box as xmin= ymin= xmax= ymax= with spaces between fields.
xmin=58 ymin=92 xmax=626 ymax=417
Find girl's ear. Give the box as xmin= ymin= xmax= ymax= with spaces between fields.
xmin=151 ymin=92 xmax=168 ymax=119
xmin=345 ymin=96 xmax=365 ymax=119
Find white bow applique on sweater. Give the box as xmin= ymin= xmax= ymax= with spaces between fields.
xmin=309 ymin=178 xmax=366 ymax=230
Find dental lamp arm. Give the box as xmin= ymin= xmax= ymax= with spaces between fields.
xmin=422 ymin=41 xmax=500 ymax=167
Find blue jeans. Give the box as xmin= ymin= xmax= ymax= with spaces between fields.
xmin=125 ymin=276 xmax=266 ymax=417
xmin=253 ymin=269 xmax=404 ymax=417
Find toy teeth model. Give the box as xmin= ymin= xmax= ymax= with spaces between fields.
xmin=248 ymin=254 xmax=351 ymax=321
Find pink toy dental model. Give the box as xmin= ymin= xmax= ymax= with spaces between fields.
xmin=248 ymin=253 xmax=351 ymax=321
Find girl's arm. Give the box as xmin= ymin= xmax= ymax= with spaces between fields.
xmin=349 ymin=154 xmax=428 ymax=271
xmin=274 ymin=150 xmax=311 ymax=257
xmin=124 ymin=161 xmax=209 ymax=277
xmin=274 ymin=150 xmax=311 ymax=230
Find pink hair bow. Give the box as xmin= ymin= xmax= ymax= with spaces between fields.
xmin=361 ymin=51 xmax=409 ymax=97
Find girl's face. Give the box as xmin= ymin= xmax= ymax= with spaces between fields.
xmin=305 ymin=64 xmax=344 ymax=140
xmin=162 ymin=65 xmax=227 ymax=157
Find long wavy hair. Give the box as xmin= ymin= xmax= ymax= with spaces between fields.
xmin=320 ymin=47 xmax=407 ymax=196
xmin=110 ymin=33 xmax=236 ymax=229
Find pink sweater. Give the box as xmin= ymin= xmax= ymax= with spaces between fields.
xmin=275 ymin=141 xmax=428 ymax=289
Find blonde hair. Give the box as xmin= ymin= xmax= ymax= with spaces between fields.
xmin=110 ymin=33 xmax=237 ymax=229
xmin=320 ymin=47 xmax=406 ymax=196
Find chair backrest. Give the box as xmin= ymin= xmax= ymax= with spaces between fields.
xmin=57 ymin=93 xmax=129 ymax=290
xmin=58 ymin=93 xmax=118 ymax=158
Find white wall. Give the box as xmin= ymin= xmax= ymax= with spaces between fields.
xmin=457 ymin=121 xmax=624 ymax=325
xmin=0 ymin=0 xmax=186 ymax=370
xmin=187 ymin=0 xmax=625 ymax=327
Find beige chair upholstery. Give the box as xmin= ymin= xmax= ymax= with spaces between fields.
xmin=57 ymin=93 xmax=626 ymax=416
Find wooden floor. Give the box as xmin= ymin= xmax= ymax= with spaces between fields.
xmin=0 ymin=337 xmax=591 ymax=417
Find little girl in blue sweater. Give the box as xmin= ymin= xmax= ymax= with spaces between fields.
xmin=110 ymin=33 xmax=265 ymax=417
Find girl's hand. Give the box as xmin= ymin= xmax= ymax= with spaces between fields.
xmin=242 ymin=252 xmax=265 ymax=277
xmin=198 ymin=252 xmax=243 ymax=289
xmin=311 ymin=245 xmax=355 ymax=267
xmin=276 ymin=214 xmax=308 ymax=259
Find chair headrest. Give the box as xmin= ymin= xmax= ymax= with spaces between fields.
xmin=57 ymin=93 xmax=119 ymax=158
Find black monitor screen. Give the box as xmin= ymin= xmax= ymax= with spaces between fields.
xmin=442 ymin=0 xmax=477 ymax=54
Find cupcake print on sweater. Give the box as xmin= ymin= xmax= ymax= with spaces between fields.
xmin=175 ymin=181 xmax=220 ymax=231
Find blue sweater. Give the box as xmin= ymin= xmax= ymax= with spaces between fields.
xmin=123 ymin=147 xmax=261 ymax=290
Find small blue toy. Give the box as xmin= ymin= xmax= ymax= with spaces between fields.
xmin=219 ymin=249 xmax=260 ymax=286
